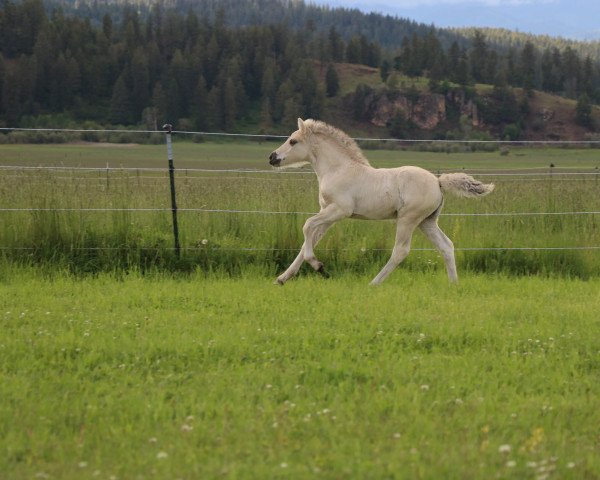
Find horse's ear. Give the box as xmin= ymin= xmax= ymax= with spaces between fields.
xmin=297 ymin=118 xmax=306 ymax=133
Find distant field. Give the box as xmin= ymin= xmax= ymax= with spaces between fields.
xmin=1 ymin=271 xmax=599 ymax=479
xmin=1 ymin=140 xmax=600 ymax=170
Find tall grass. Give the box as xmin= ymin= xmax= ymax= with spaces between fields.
xmin=1 ymin=143 xmax=599 ymax=277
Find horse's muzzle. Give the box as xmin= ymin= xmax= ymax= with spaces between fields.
xmin=269 ymin=152 xmax=281 ymax=167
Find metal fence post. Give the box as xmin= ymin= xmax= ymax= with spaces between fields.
xmin=163 ymin=124 xmax=181 ymax=258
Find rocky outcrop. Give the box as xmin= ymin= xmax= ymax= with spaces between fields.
xmin=360 ymin=89 xmax=478 ymax=130
xmin=365 ymin=91 xmax=446 ymax=129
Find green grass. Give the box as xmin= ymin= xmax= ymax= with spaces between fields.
xmin=2 ymin=141 xmax=600 ymax=170
xmin=1 ymin=142 xmax=600 ymax=277
xmin=1 ymin=270 xmax=599 ymax=479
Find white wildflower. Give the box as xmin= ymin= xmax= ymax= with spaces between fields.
xmin=498 ymin=444 xmax=511 ymax=454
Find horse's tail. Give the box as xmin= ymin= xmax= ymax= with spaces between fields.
xmin=438 ymin=173 xmax=495 ymax=198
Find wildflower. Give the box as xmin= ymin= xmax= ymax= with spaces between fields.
xmin=420 ymin=384 xmax=430 ymax=391
xmin=393 ymin=433 xmax=401 ymax=439
xmin=567 ymin=462 xmax=575 ymax=469
xmin=498 ymin=444 xmax=511 ymax=454
xmin=180 ymin=424 xmax=193 ymax=432
xmin=506 ymin=461 xmax=517 ymax=468
xmin=78 ymin=461 xmax=88 ymax=468
xmin=201 ymin=239 xmax=208 ymax=245
xmin=280 ymin=463 xmax=288 ymax=468
xmin=157 ymin=451 xmax=168 ymax=459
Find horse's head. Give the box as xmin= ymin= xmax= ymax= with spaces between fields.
xmin=269 ymin=118 xmax=313 ymax=168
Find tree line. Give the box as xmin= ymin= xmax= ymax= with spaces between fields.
xmin=0 ymin=0 xmax=385 ymax=130
xmin=387 ymin=30 xmax=600 ymax=103
xmin=0 ymin=0 xmax=598 ymax=132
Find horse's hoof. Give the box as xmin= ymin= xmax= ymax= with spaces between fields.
xmin=274 ymin=278 xmax=285 ymax=286
xmin=317 ymin=264 xmax=330 ymax=278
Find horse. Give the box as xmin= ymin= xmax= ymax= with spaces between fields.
xmin=268 ymin=118 xmax=494 ymax=285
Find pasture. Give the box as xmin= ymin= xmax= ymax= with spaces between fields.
xmin=1 ymin=140 xmax=600 ymax=478
xmin=1 ymin=141 xmax=599 ymax=276
xmin=1 ymin=270 xmax=599 ymax=479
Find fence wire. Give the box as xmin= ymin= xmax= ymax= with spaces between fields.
xmin=1 ymin=164 xmax=600 ymax=177
xmin=1 ymin=207 xmax=600 ymax=217
xmin=2 ymin=126 xmax=600 ymax=254
xmin=2 ymin=126 xmax=600 ymax=145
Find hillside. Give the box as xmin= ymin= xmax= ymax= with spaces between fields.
xmin=0 ymin=0 xmax=599 ymax=140
xmin=316 ymin=63 xmax=600 ymax=141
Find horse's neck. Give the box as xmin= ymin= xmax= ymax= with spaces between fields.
xmin=313 ymin=140 xmax=368 ymax=180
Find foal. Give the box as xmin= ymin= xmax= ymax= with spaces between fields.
xmin=269 ymin=119 xmax=494 ymax=285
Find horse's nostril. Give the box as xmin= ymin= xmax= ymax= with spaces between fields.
xmin=269 ymin=152 xmax=281 ymax=166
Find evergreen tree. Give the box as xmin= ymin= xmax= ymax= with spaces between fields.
xmin=520 ymin=41 xmax=537 ymax=95
xmin=469 ymin=30 xmax=488 ymax=83
xmin=151 ymin=81 xmax=168 ymax=125
xmin=110 ymin=73 xmax=134 ymax=124
xmin=193 ymin=75 xmax=209 ymax=130
xmin=575 ymin=93 xmax=593 ymax=128
xmin=325 ymin=63 xmax=339 ymax=97
xmin=380 ymin=59 xmax=391 ymax=82
xmin=328 ymin=26 xmax=344 ymax=62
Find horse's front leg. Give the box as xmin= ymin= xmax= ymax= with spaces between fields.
xmin=275 ymin=205 xmax=348 ymax=285
xmin=302 ymin=204 xmax=348 ymax=271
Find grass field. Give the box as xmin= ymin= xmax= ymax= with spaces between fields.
xmin=1 ymin=270 xmax=599 ymax=479
xmin=1 ymin=141 xmax=600 ymax=277
xmin=1 ymin=141 xmax=600 ymax=478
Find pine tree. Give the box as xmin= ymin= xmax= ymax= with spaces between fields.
xmin=469 ymin=30 xmax=488 ymax=84
xmin=575 ymin=94 xmax=593 ymax=128
xmin=520 ymin=41 xmax=537 ymax=95
xmin=110 ymin=73 xmax=134 ymax=124
xmin=193 ymin=75 xmax=209 ymax=130
xmin=325 ymin=63 xmax=339 ymax=97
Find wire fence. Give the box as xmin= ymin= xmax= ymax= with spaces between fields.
xmin=2 ymin=126 xmax=600 ymax=254
xmin=2 ymin=126 xmax=600 ymax=145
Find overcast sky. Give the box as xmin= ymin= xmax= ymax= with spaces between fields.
xmin=314 ymin=0 xmax=600 ymax=40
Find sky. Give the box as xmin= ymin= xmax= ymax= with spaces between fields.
xmin=314 ymin=0 xmax=600 ymax=41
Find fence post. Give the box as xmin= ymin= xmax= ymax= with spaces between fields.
xmin=163 ymin=124 xmax=181 ymax=258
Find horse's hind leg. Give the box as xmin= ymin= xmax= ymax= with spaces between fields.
xmin=419 ymin=217 xmax=457 ymax=282
xmin=370 ymin=220 xmax=415 ymax=285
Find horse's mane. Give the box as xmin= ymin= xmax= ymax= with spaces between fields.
xmin=303 ymin=120 xmax=371 ymax=166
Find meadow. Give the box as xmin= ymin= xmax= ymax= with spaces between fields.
xmin=1 ymin=140 xmax=599 ymax=277
xmin=1 ymin=140 xmax=600 ymax=479
xmin=1 ymin=270 xmax=599 ymax=479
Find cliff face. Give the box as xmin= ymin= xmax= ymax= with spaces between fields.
xmin=360 ymin=89 xmax=479 ymax=130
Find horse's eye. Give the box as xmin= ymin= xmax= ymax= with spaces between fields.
xmin=290 ymin=139 xmax=298 ymax=146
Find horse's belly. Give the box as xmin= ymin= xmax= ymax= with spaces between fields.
xmin=351 ymin=204 xmax=398 ymax=220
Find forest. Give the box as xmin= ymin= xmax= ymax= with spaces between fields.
xmin=0 ymin=0 xmax=599 ymax=135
